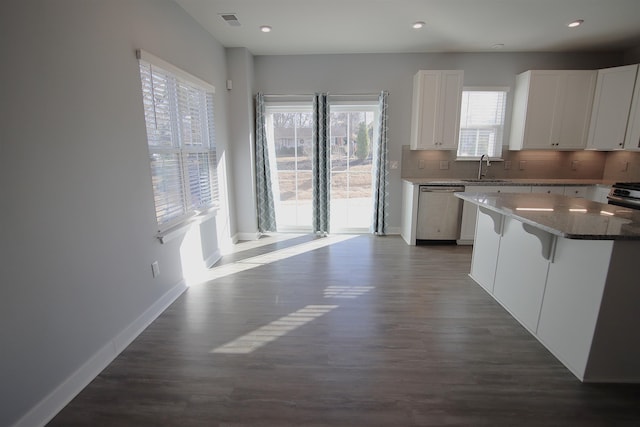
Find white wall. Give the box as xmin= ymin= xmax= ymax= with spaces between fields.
xmin=0 ymin=1 xmax=231 ymax=425
xmin=226 ymin=48 xmax=259 ymax=239
xmin=253 ymin=51 xmax=623 ymax=231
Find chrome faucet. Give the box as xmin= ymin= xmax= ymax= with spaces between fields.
xmin=477 ymin=154 xmax=491 ymax=179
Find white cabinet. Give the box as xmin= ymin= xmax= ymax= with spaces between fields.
xmin=510 ymin=70 xmax=596 ymax=150
xmin=624 ymin=67 xmax=640 ymax=151
xmin=400 ymin=181 xmax=420 ymax=245
xmin=531 ymin=185 xmax=565 ymax=195
xmin=563 ymin=186 xmax=589 ymax=198
xmin=587 ymin=185 xmax=611 ymax=203
xmin=410 ymin=70 xmax=463 ymax=150
xmin=587 ymin=64 xmax=639 ymax=150
xmin=458 ymin=185 xmax=531 ymax=244
xmin=537 ymin=238 xmax=614 ymax=379
xmin=493 ymin=217 xmax=551 ymax=333
xmin=470 ymin=208 xmax=503 ymax=293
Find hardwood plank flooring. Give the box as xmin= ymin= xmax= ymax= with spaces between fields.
xmin=48 ymin=235 xmax=640 ymax=426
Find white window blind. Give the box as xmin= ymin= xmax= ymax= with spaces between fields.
xmin=457 ymin=89 xmax=507 ymax=158
xmin=138 ymin=50 xmax=218 ymax=230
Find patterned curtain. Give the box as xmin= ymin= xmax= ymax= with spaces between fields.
xmin=372 ymin=91 xmax=389 ymax=235
xmin=312 ymin=93 xmax=330 ymax=235
xmin=255 ymin=92 xmax=277 ymax=232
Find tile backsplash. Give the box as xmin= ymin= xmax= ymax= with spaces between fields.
xmin=401 ymin=146 xmax=640 ymax=182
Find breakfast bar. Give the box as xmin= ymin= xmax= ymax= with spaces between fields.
xmin=456 ymin=192 xmax=640 ymax=383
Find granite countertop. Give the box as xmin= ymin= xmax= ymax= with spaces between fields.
xmin=455 ymin=192 xmax=640 ymax=240
xmin=403 ymin=178 xmax=613 ymax=187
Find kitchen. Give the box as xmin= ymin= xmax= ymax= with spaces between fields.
xmin=4 ymin=1 xmax=640 ymax=426
xmin=398 ymin=60 xmax=640 ymax=383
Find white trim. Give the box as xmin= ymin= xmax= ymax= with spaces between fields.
xmin=156 ymin=208 xmax=219 ymax=244
xmin=136 ymin=49 xmax=215 ymax=93
xmin=204 ymin=249 xmax=222 ymax=268
xmin=236 ymin=231 xmax=261 ymax=241
xmin=12 ymin=280 xmax=188 ymax=427
xmin=386 ymin=226 xmax=401 ymax=235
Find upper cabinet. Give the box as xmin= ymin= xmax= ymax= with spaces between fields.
xmin=410 ymin=70 xmax=463 ymax=150
xmin=509 ymin=70 xmax=596 ymax=151
xmin=586 ymin=64 xmax=639 ymax=150
xmin=624 ymin=66 xmax=640 ymax=151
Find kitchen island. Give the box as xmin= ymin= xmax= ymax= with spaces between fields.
xmin=456 ymin=191 xmax=640 ymax=383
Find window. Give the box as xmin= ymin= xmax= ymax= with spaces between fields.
xmin=137 ymin=50 xmax=218 ymax=231
xmin=456 ymin=89 xmax=508 ymax=158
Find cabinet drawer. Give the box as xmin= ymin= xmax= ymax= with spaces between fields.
xmin=531 ymin=186 xmax=564 ymax=195
xmin=564 ymin=186 xmax=588 ymax=198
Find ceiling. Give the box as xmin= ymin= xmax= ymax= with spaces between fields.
xmin=174 ymin=0 xmax=640 ymax=56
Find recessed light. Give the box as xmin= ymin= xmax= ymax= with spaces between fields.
xmin=260 ymin=25 xmax=272 ymax=33
xmin=412 ymin=21 xmax=425 ymax=29
xmin=491 ymin=43 xmax=505 ymax=49
xmin=568 ymin=19 xmax=584 ymax=28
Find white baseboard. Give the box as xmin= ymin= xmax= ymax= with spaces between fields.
xmin=236 ymin=231 xmax=260 ymax=241
xmin=203 ymin=249 xmax=221 ymax=268
xmin=456 ymin=239 xmax=473 ymax=245
xmin=386 ymin=226 xmax=401 ymax=235
xmin=13 ymin=280 xmax=188 ymax=427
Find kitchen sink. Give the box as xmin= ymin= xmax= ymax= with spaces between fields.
xmin=461 ymin=179 xmax=509 ymax=183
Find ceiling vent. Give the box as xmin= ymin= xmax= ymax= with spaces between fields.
xmin=220 ymin=14 xmax=241 ymax=27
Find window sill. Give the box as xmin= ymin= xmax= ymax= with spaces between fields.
xmin=156 ymin=207 xmax=219 ymax=244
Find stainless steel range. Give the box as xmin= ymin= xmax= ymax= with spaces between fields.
xmin=608 ymin=182 xmax=640 ymax=210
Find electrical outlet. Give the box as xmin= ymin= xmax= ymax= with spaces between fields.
xmin=418 ymin=159 xmax=425 ymax=169
xmin=621 ymin=161 xmax=629 ymax=172
xmin=519 ymin=160 xmax=527 ymax=170
xmin=571 ymin=160 xmax=579 ymax=171
xmin=439 ymin=160 xmax=449 ymax=170
xmin=151 ymin=261 xmax=160 ymax=278
xmin=504 ymin=160 xmax=511 ymax=170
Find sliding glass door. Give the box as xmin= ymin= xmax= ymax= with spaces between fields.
xmin=329 ymin=104 xmax=379 ymax=232
xmin=264 ymin=102 xmax=379 ymax=233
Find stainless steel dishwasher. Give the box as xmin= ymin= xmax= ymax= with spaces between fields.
xmin=416 ymin=185 xmax=465 ymax=242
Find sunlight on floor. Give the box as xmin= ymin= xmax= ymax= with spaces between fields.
xmin=220 ymin=233 xmax=306 ymax=255
xmin=211 ymin=305 xmax=339 ymax=354
xmin=324 ymin=286 xmax=375 ymax=299
xmin=197 ymin=234 xmax=358 ymax=283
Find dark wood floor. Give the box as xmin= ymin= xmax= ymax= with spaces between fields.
xmin=49 ymin=235 xmax=640 ymax=426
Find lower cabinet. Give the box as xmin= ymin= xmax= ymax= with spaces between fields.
xmin=536 ymin=238 xmax=613 ymax=377
xmin=470 ymin=208 xmax=640 ymax=382
xmin=492 ymin=217 xmax=550 ymax=333
xmin=469 ymin=208 xmax=502 ymax=293
xmin=531 ymin=185 xmax=564 ymax=195
xmin=563 ymin=185 xmax=589 ymax=198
